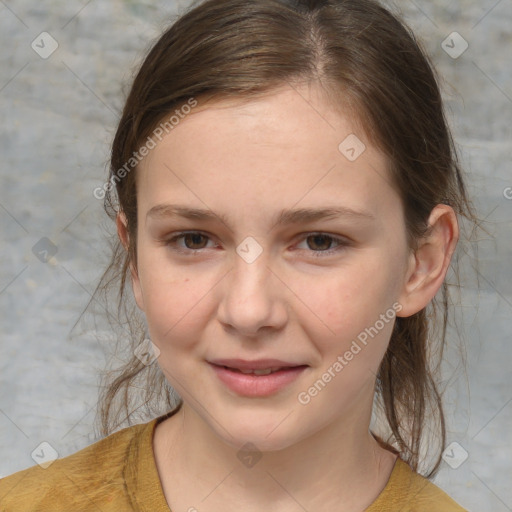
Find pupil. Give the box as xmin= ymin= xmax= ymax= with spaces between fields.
xmin=186 ymin=233 xmax=206 ymax=249
xmin=309 ymin=235 xmax=331 ymax=251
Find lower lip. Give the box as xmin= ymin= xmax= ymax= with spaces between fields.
xmin=209 ymin=363 xmax=308 ymax=397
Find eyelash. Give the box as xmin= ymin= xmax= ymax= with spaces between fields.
xmin=162 ymin=231 xmax=350 ymax=258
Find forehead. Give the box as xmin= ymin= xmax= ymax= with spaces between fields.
xmin=136 ymin=84 xmax=398 ymax=228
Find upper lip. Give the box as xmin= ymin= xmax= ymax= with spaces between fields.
xmin=208 ymin=358 xmax=307 ymax=370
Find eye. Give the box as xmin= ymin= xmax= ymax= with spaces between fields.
xmin=162 ymin=231 xmax=350 ymax=258
xmin=164 ymin=231 xmax=216 ymax=253
xmin=295 ymin=233 xmax=350 ymax=257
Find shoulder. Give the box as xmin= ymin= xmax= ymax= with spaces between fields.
xmin=0 ymin=419 xmax=153 ymax=512
xmin=366 ymin=458 xmax=468 ymax=512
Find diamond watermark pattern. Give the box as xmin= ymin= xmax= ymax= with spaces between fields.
xmin=31 ymin=32 xmax=59 ymax=59
xmin=442 ymin=441 xmax=469 ymax=469
xmin=236 ymin=237 xmax=263 ymax=264
xmin=441 ymin=32 xmax=468 ymax=59
xmin=32 ymin=237 xmax=58 ymax=263
xmin=338 ymin=134 xmax=366 ymax=162
xmin=237 ymin=442 xmax=262 ymax=468
xmin=31 ymin=441 xmax=59 ymax=469
xmin=134 ymin=338 xmax=161 ymax=366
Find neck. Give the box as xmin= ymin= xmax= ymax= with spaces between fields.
xmin=154 ymin=398 xmax=397 ymax=511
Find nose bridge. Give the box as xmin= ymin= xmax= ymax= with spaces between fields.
xmin=218 ymin=239 xmax=286 ymax=335
xmin=232 ymin=242 xmax=269 ymax=294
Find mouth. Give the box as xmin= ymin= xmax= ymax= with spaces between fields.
xmin=207 ymin=361 xmax=309 ymax=397
xmin=214 ymin=365 xmax=303 ymax=376
xmin=208 ymin=358 xmax=308 ymax=371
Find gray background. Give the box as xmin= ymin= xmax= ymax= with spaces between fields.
xmin=1 ymin=1 xmax=511 ymax=510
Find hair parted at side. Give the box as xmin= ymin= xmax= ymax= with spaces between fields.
xmin=81 ymin=0 xmax=479 ymax=477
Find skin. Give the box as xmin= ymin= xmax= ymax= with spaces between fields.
xmin=116 ymin=82 xmax=459 ymax=511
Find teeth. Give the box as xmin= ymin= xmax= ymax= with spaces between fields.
xmin=251 ymin=368 xmax=274 ymax=375
xmin=232 ymin=367 xmax=282 ymax=375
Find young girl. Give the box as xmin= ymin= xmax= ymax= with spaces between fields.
xmin=1 ymin=0 xmax=476 ymax=510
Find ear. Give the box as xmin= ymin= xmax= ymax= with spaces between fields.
xmin=116 ymin=211 xmax=145 ymax=312
xmin=396 ymin=204 xmax=459 ymax=317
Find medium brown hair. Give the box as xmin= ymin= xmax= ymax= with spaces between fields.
xmin=85 ymin=0 xmax=478 ymax=477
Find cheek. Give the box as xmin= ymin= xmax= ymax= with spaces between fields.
xmin=305 ymin=259 xmax=395 ymax=326
xmin=292 ymin=254 xmax=401 ymax=364
xmin=136 ymin=251 xmax=215 ymax=346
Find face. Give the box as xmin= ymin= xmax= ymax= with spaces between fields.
xmin=124 ymin=83 xmax=415 ymax=451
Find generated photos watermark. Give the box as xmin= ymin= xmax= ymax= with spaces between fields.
xmin=93 ymin=97 xmax=198 ymax=200
xmin=297 ymin=301 xmax=403 ymax=405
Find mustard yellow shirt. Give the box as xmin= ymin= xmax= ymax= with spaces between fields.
xmin=0 ymin=410 xmax=467 ymax=511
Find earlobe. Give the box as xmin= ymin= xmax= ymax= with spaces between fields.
xmin=396 ymin=204 xmax=459 ymax=317
xmin=116 ymin=211 xmax=146 ymax=312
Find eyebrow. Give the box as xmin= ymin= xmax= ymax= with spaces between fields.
xmin=146 ymin=204 xmax=375 ymax=228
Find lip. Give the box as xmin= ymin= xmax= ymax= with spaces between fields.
xmin=208 ymin=358 xmax=306 ymax=371
xmin=208 ymin=361 xmax=308 ymax=397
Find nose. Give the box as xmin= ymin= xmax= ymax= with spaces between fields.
xmin=216 ymin=248 xmax=288 ymax=337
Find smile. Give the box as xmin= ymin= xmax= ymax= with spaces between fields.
xmin=208 ymin=363 xmax=308 ymax=397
